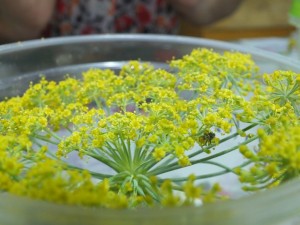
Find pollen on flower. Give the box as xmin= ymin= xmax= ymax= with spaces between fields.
xmin=152 ymin=147 xmax=166 ymax=161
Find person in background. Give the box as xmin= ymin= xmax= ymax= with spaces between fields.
xmin=0 ymin=0 xmax=243 ymax=43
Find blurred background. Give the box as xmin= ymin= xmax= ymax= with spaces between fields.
xmin=0 ymin=0 xmax=299 ymax=59
xmin=180 ymin=0 xmax=293 ymax=40
xmin=179 ymin=0 xmax=299 ymax=59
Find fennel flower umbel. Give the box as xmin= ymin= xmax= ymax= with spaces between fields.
xmin=0 ymin=48 xmax=299 ymax=208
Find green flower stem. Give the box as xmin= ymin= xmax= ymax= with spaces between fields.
xmin=119 ymin=175 xmax=133 ymax=191
xmin=149 ymin=135 xmax=258 ymax=176
xmin=90 ymin=148 xmax=113 ymax=163
xmin=81 ymin=149 xmax=122 ymax=173
xmin=244 ymin=175 xmax=284 ymax=191
xmin=133 ymin=146 xmax=153 ymax=172
xmin=227 ymin=75 xmax=242 ymax=95
xmin=93 ymin=96 xmax=102 ymax=108
xmin=112 ymin=139 xmax=132 ymax=171
xmin=291 ymin=101 xmax=300 ymax=116
xmin=33 ymin=134 xmax=60 ymax=145
xmin=88 ymin=170 xmax=113 ymax=179
xmin=143 ymin=185 xmax=160 ymax=201
xmin=171 ymin=170 xmax=229 ymax=182
xmin=103 ymin=141 xmax=124 ymax=161
xmin=65 ymin=126 xmax=74 ymax=134
xmin=190 ymin=135 xmax=257 ymax=166
xmin=0 ymin=169 xmax=20 ymax=182
xmin=290 ymin=82 xmax=299 ymax=93
xmin=94 ymin=143 xmax=120 ymax=161
xmin=255 ymin=174 xmax=273 ymax=184
xmin=133 ymin=142 xmax=155 ymax=174
xmin=95 ymin=146 xmax=124 ymax=168
xmin=135 ymin=158 xmax=157 ymax=174
xmin=270 ymin=84 xmax=283 ymax=95
xmin=132 ymin=146 xmax=143 ymax=167
xmin=149 ymin=152 xmax=178 ymax=171
xmin=119 ymin=136 xmax=132 ymax=167
xmin=188 ymin=123 xmax=257 ymax=159
xmin=67 ymin=164 xmax=112 ymax=179
xmin=201 ymin=160 xmax=251 ymax=173
xmin=145 ymin=124 xmax=257 ymax=175
xmin=136 ymin=174 xmax=160 ymax=200
xmin=105 ymin=141 xmax=130 ymax=169
xmin=154 ymin=153 xmax=176 ymax=168
xmin=44 ymin=128 xmax=63 ymax=141
xmin=46 ymin=150 xmax=59 ymax=160
xmin=137 ymin=144 xmax=153 ymax=163
xmin=109 ymin=171 xmax=131 ymax=184
xmin=166 ymin=160 xmax=252 ymax=183
xmin=31 ymin=139 xmax=59 ymax=160
xmin=127 ymin=139 xmax=131 ymax=158
xmin=30 ymin=138 xmax=43 ymax=147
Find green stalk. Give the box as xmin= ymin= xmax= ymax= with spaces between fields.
xmin=245 ymin=174 xmax=284 ymax=191
xmin=188 ymin=123 xmax=257 ymax=159
xmin=93 ymin=96 xmax=102 ymax=108
xmin=104 ymin=141 xmax=123 ymax=160
xmin=81 ymin=149 xmax=121 ymax=172
xmin=148 ymin=135 xmax=258 ymax=176
xmin=115 ymin=137 xmax=132 ymax=171
xmin=134 ymin=158 xmax=157 ymax=174
xmin=145 ymin=123 xmax=255 ymax=174
xmin=165 ymin=160 xmax=252 ymax=182
xmin=31 ymin=139 xmax=60 ymax=160
xmin=189 ymin=136 xmax=258 ymax=168
xmin=133 ymin=145 xmax=143 ymax=167
xmin=201 ymin=160 xmax=251 ymax=173
xmin=33 ymin=134 xmax=60 ymax=145
xmin=65 ymin=126 xmax=74 ymax=133
xmin=120 ymin=136 xmax=132 ymax=168
xmin=133 ymin=145 xmax=153 ymax=171
xmin=67 ymin=164 xmax=112 ymax=179
xmin=94 ymin=146 xmax=124 ymax=167
xmin=106 ymin=141 xmax=131 ymax=171
xmin=137 ymin=145 xmax=153 ymax=163
xmin=44 ymin=128 xmax=63 ymax=141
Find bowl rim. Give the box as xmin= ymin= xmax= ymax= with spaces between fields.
xmin=1 ymin=177 xmax=300 ymax=225
xmin=0 ymin=34 xmax=299 ymax=70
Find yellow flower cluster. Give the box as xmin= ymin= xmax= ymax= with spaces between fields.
xmin=238 ymin=122 xmax=300 ymax=188
xmin=0 ymin=48 xmax=299 ymax=208
xmin=170 ymin=48 xmax=258 ymax=94
xmin=236 ymin=70 xmax=300 ymax=190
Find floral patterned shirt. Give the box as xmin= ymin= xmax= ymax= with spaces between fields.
xmin=45 ymin=0 xmax=178 ymax=37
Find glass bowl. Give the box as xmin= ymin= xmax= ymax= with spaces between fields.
xmin=1 ymin=34 xmax=300 ymax=225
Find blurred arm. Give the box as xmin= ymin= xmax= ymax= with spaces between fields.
xmin=0 ymin=0 xmax=56 ymax=43
xmin=168 ymin=0 xmax=243 ymax=26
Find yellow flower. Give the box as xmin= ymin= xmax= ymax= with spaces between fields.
xmin=0 ymin=47 xmax=299 ymax=209
xmin=152 ymin=147 xmax=166 ymax=161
